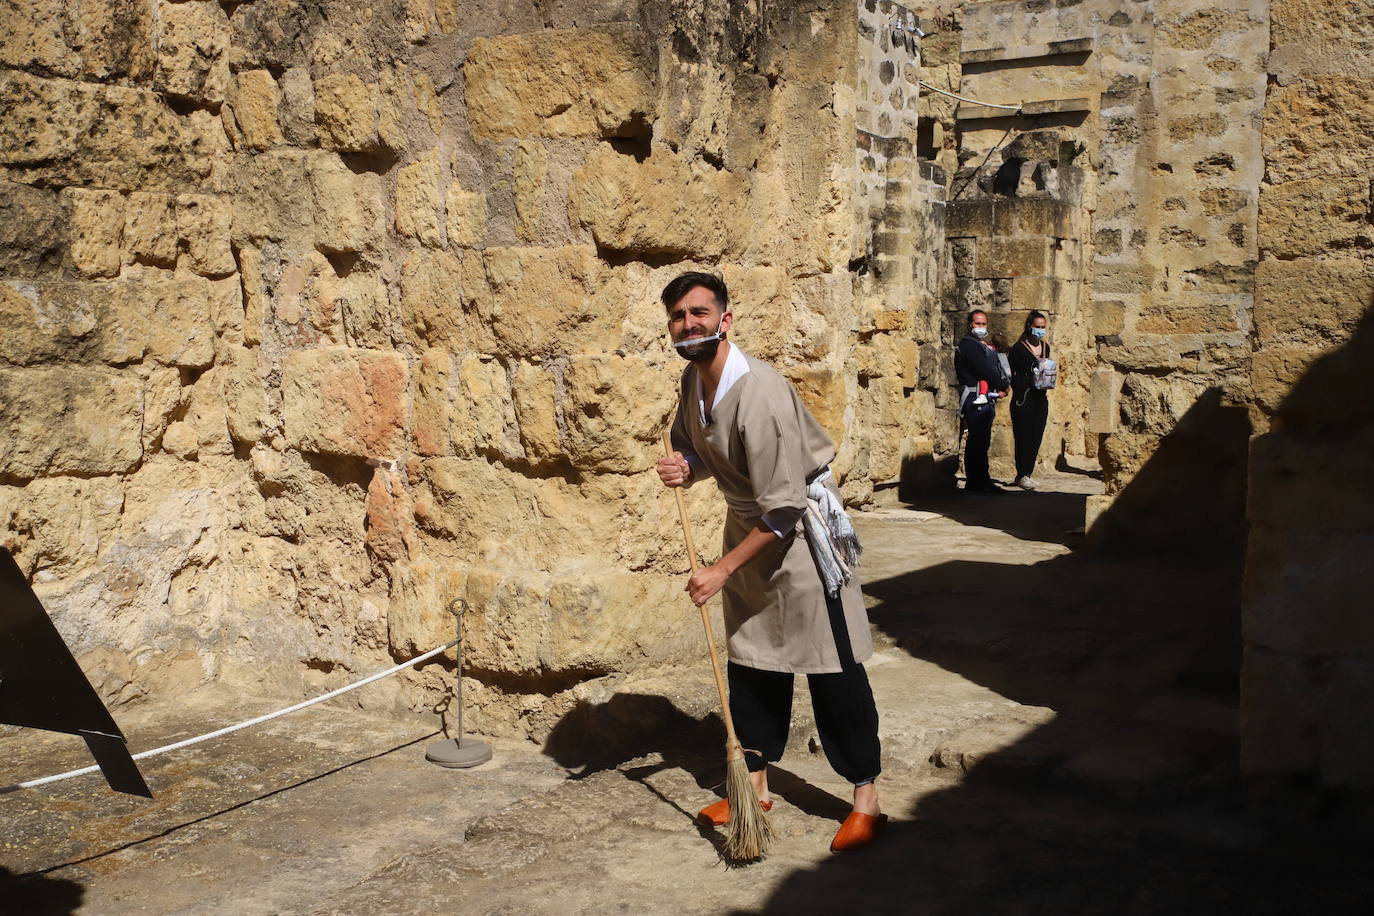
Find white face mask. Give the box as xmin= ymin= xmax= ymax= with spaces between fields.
xmin=672 ymin=315 xmax=726 ymax=361
xmin=1030 ymin=327 xmax=1047 ymax=340
xmin=971 ymin=326 xmax=988 ymax=339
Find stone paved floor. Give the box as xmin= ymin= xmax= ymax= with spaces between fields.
xmin=3 ymin=471 xmax=1371 ymax=914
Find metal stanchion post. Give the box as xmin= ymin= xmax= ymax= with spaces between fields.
xmin=424 ymin=599 xmax=492 ymax=768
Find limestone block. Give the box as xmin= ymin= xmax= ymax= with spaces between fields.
xmin=0 ymin=475 xmax=125 ymax=582
xmin=0 ymin=367 xmax=142 ymax=478
xmin=0 ymin=180 xmax=64 ymax=277
xmin=164 ymin=366 xmax=232 ymax=459
xmin=141 ymin=366 xmax=182 ymax=453
xmin=465 ymin=26 xmax=655 ymax=141
xmin=336 ymin=269 xmax=395 ymax=351
xmin=1246 ymin=524 xmax=1374 ymax=656
xmin=512 ymin=361 xmax=562 ymax=465
xmin=1135 ymin=294 xmax=1241 ymax=335
xmin=0 ymin=72 xmax=214 ymax=190
xmin=1159 ymin=7 xmax=1257 ymax=51
xmin=1251 ymin=347 xmax=1320 ymax=414
xmin=103 ymin=271 xmax=217 ymax=369
xmin=314 ymin=72 xmax=383 ymax=153
xmin=446 ymin=180 xmax=488 ymax=248
xmin=279 ymin=67 xmax=316 ymax=145
xmin=63 ymin=189 xmax=125 ymax=279
xmin=514 ymin=141 xmax=550 ymax=242
xmin=365 ymin=466 xmax=413 ymax=564
xmin=974 ymin=238 xmax=1050 ymax=279
xmin=310 ymin=153 xmax=385 ymax=253
xmin=1117 ymin=373 xmax=1208 ymax=437
xmin=1265 ymin=77 xmax=1374 ymax=185
xmin=395 ymin=149 xmax=444 ymax=247
xmin=222 ymin=346 xmax=271 ymax=445
xmin=1090 ymin=300 xmax=1126 ymax=337
xmin=1248 ymin=430 xmax=1374 ymax=537
xmin=232 ymin=149 xmax=315 ymax=243
xmin=283 ymin=348 xmax=408 ymax=459
xmin=0 ymin=0 xmax=76 ymax=77
xmin=570 ymin=146 xmax=748 ymax=259
xmin=1239 ymin=646 xmax=1320 ymax=776
xmin=477 ymin=245 xmax=627 ymax=359
xmin=387 ymin=561 xmax=468 ymax=660
xmin=1013 ymin=198 xmax=1073 ymax=237
xmin=412 ymin=348 xmax=452 ymax=458
xmin=124 ymin=192 xmax=179 ymax=267
xmin=562 ymin=354 xmax=671 ymax=473
xmin=1254 ymin=258 xmax=1372 ymax=349
xmin=0 ymin=284 xmax=63 ymax=366
xmin=155 ymin=0 xmax=230 ymax=103
xmin=73 ymin=0 xmax=156 ymax=82
xmin=946 ymin=199 xmax=1013 ymax=238
xmin=209 ymin=274 xmax=244 ymax=349
xmin=233 ymin=70 xmax=285 ymax=151
xmin=785 ymin=367 xmax=848 ymax=446
xmin=451 ymin=356 xmax=522 ymax=461
xmin=400 ymin=248 xmax=494 ymax=352
xmin=859 ymin=333 xmax=917 ymax=386
xmin=1087 ymin=368 xmax=1119 ymax=434
xmin=1259 ymin=177 xmax=1371 ymax=260
xmin=237 ymin=246 xmax=267 ymax=346
xmin=1319 ymin=653 xmax=1374 ymax=790
xmin=177 ymin=195 xmax=236 ymax=277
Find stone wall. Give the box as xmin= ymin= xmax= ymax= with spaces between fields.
xmin=935 ymin=1 xmax=1264 ymax=541
xmin=1 ymin=1 xmax=948 ymax=738
xmin=1241 ymin=0 xmax=1374 ymax=790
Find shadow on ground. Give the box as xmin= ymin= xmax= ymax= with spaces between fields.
xmin=733 ymin=393 xmax=1372 ymax=914
xmin=0 ymin=866 xmax=84 ymax=916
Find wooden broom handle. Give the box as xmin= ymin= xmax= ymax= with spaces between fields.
xmin=662 ymin=430 xmax=742 ymax=750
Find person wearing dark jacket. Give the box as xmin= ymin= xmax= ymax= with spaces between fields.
xmin=1007 ymin=311 xmax=1051 ymax=490
xmin=954 ymin=309 xmax=1010 ymax=493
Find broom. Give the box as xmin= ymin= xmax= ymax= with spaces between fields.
xmin=661 ymin=430 xmax=773 ymax=862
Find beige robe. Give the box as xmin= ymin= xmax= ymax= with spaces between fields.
xmin=671 ymin=352 xmax=873 ymax=674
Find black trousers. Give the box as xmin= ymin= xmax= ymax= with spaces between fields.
xmin=1010 ymin=390 xmax=1049 ymax=479
xmin=963 ymin=403 xmax=995 ymax=487
xmin=726 ymin=593 xmax=881 ymax=785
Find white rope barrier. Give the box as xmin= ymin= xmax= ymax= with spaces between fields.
xmin=4 ymin=640 xmax=458 ymax=794
xmin=919 ymin=80 xmax=1024 ymax=111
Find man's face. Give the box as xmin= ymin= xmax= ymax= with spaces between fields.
xmin=666 ymin=285 xmax=731 ymax=351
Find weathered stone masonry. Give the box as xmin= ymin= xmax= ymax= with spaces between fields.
xmin=1 ymin=1 xmax=946 ymax=738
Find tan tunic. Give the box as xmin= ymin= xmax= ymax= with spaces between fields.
xmin=671 ymin=352 xmax=873 ymax=674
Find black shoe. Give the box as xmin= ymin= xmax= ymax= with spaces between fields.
xmin=972 ymin=481 xmax=1006 ymax=494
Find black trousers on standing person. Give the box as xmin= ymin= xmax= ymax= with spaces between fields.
xmin=1010 ymin=389 xmax=1049 ymax=479
xmin=963 ymin=402 xmax=995 ymax=488
xmin=727 ymin=591 xmax=882 ymax=785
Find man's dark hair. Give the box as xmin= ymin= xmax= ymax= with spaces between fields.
xmin=967 ymin=308 xmax=987 ymax=325
xmin=661 ymin=271 xmax=729 ymax=311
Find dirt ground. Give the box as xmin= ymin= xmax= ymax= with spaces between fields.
xmin=4 ymin=471 xmax=1371 ymax=915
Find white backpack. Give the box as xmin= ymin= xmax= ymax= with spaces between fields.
xmin=1033 ymin=357 xmax=1057 ymax=389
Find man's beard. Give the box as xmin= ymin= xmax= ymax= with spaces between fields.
xmin=674 ymin=334 xmax=723 ymax=362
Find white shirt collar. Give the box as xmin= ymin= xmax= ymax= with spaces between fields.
xmin=694 ymin=342 xmax=750 ymax=425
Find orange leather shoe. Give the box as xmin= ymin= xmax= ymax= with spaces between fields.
xmin=830 ymin=811 xmax=887 ymax=852
xmin=696 ymin=797 xmax=774 ymax=827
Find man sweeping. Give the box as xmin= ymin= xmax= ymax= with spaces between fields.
xmin=654 ymin=271 xmax=886 ymax=853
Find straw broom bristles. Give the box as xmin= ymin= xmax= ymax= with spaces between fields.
xmin=662 ymin=431 xmax=773 ymax=863
xmin=723 ymin=740 xmax=773 ymax=861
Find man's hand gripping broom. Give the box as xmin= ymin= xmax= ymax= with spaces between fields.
xmin=661 ymin=431 xmax=773 ymax=862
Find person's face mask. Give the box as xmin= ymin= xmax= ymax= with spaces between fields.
xmin=971 ymin=326 xmax=988 ymax=339
xmin=1030 ymin=327 xmax=1047 ymax=340
xmin=672 ymin=314 xmax=726 ymax=362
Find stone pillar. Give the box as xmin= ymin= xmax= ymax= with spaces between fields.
xmin=1242 ymin=0 xmax=1374 ymax=790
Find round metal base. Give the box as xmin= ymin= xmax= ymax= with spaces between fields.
xmin=425 ymin=736 xmax=493 ymax=769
